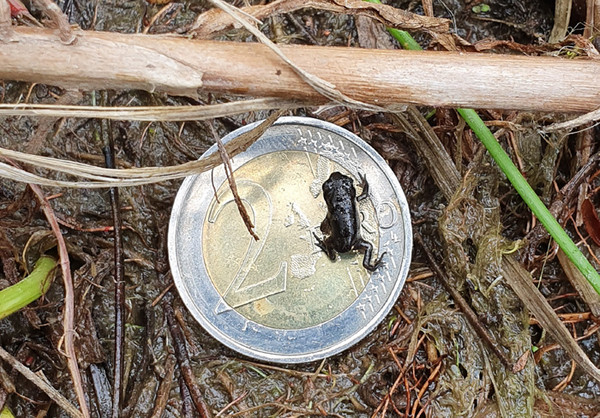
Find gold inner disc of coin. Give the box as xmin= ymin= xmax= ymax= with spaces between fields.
xmin=203 ymin=150 xmax=380 ymax=329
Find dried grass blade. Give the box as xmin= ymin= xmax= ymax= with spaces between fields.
xmin=0 ymin=98 xmax=303 ymax=121
xmin=501 ymin=257 xmax=600 ymax=382
xmin=0 ymin=112 xmax=276 ymax=188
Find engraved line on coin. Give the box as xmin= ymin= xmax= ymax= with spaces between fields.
xmin=357 ymin=302 xmax=367 ymax=319
xmin=357 ymin=269 xmax=366 ymax=288
xmin=207 ymin=179 xmax=288 ymax=313
xmin=371 ymin=283 xmax=382 ymax=304
xmin=347 ymin=267 xmax=359 ymax=298
xmin=387 ymin=247 xmax=398 ymax=269
xmin=364 ymin=294 xmax=374 ymax=312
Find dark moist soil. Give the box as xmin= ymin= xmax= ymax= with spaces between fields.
xmin=1 ymin=0 xmax=600 ymax=417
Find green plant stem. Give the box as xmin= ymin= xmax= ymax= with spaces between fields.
xmin=0 ymin=256 xmax=56 ymax=320
xmin=457 ymin=109 xmax=600 ymax=293
xmin=362 ymin=0 xmax=600 ymax=295
xmin=363 ymin=0 xmax=424 ymax=50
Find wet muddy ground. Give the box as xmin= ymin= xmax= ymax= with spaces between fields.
xmin=1 ymin=0 xmax=600 ymax=416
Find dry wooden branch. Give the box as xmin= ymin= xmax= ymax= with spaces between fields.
xmin=0 ymin=0 xmax=10 ymax=27
xmin=1 ymin=27 xmax=600 ymax=113
xmin=205 ymin=0 xmax=380 ymax=110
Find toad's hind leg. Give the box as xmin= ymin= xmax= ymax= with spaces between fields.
xmin=355 ymin=239 xmax=386 ymax=271
xmin=313 ymin=233 xmax=337 ymax=261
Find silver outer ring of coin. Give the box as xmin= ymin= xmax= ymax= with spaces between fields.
xmin=168 ymin=116 xmax=412 ymax=363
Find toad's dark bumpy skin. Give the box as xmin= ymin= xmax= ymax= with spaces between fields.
xmin=314 ymin=172 xmax=386 ymax=271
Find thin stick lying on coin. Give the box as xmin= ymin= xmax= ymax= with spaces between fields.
xmin=211 ymin=123 xmax=258 ymax=240
xmin=209 ymin=110 xmax=285 ymax=240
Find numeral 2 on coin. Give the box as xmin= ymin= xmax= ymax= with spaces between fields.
xmin=207 ymin=180 xmax=288 ymax=314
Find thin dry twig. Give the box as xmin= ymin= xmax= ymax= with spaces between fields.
xmin=0 ymin=346 xmax=83 ymax=418
xmin=372 ymin=347 xmax=409 ymax=417
xmin=421 ymin=0 xmax=433 ymax=17
xmin=178 ymin=372 xmax=195 ymax=418
xmin=215 ymin=391 xmax=248 ymax=418
xmin=542 ymin=106 xmax=600 ymax=133
xmin=209 ymin=109 xmax=284 ymax=239
xmin=150 ymin=355 xmax=176 ymax=418
xmin=549 ymin=0 xmax=572 ymax=43
xmin=212 ymin=122 xmax=258 ymax=240
xmin=163 ymin=293 xmax=211 ymax=418
xmin=27 ymin=181 xmax=90 ymax=417
xmin=413 ymin=359 xmax=443 ymax=417
xmin=104 ymin=139 xmax=126 ymax=418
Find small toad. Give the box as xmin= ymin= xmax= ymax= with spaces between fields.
xmin=313 ymin=172 xmax=385 ymax=271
